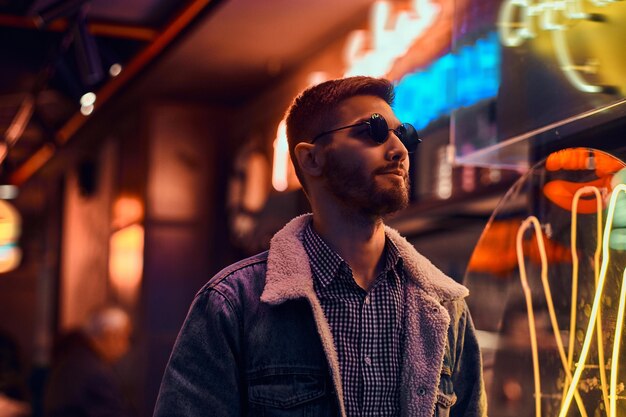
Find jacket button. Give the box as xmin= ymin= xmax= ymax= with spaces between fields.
xmin=417 ymin=388 xmax=427 ymax=396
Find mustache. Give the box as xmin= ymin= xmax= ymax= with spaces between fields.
xmin=373 ymin=164 xmax=408 ymax=178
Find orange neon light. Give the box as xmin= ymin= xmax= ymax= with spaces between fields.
xmin=543 ymin=148 xmax=624 ymax=213
xmin=468 ymin=219 xmax=571 ymax=276
xmin=546 ymin=148 xmax=625 ymax=177
xmin=543 ymin=177 xmax=611 ymax=214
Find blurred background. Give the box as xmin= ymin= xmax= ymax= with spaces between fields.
xmin=0 ymin=0 xmax=625 ymax=416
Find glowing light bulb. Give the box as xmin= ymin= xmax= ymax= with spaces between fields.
xmin=80 ymin=92 xmax=96 ymax=107
xmin=80 ymin=104 xmax=94 ymax=116
xmin=109 ymin=63 xmax=122 ymax=77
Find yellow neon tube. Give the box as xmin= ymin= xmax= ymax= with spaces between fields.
xmin=552 ymin=29 xmax=603 ymax=94
xmin=516 ymin=217 xmax=543 ymax=417
xmin=517 ymin=217 xmax=587 ymax=417
xmin=570 ymin=186 xmax=609 ymax=413
xmin=559 ymin=184 xmax=626 ymax=417
xmin=610 ymin=268 xmax=626 ymax=417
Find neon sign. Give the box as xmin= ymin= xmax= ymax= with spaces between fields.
xmin=516 ymin=183 xmax=626 ymax=417
xmin=344 ymin=0 xmax=439 ymax=78
xmin=498 ymin=0 xmax=622 ymax=93
xmin=542 ymin=148 xmax=624 ymax=213
xmin=394 ymin=31 xmax=500 ymax=130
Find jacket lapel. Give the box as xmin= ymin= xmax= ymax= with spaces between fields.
xmin=261 ymin=214 xmax=347 ymax=417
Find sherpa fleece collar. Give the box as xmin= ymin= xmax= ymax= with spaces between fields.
xmin=261 ymin=213 xmax=468 ymax=304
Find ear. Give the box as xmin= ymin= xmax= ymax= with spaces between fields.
xmin=294 ymin=142 xmax=324 ymax=177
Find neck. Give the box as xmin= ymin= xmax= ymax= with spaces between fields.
xmin=311 ymin=202 xmax=387 ymax=291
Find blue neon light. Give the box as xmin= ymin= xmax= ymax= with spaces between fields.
xmin=393 ymin=31 xmax=501 ymax=130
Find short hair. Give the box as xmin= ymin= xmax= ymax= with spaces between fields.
xmin=285 ymin=76 xmax=395 ymax=190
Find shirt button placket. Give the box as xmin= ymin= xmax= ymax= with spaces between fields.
xmin=360 ymin=291 xmax=371 ymax=414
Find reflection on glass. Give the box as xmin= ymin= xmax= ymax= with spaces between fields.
xmin=464 ymin=148 xmax=626 ymax=417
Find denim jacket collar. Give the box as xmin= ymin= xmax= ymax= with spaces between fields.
xmin=261 ymin=213 xmax=468 ymax=305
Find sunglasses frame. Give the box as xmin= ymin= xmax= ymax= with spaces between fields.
xmin=310 ymin=113 xmax=421 ymax=153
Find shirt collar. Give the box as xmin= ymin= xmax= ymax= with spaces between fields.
xmin=302 ymin=220 xmax=344 ymax=289
xmin=385 ymin=237 xmax=403 ymax=274
xmin=302 ymin=219 xmax=404 ymax=290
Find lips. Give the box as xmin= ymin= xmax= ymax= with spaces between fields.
xmin=375 ymin=165 xmax=407 ymax=178
xmin=379 ymin=169 xmax=405 ymax=177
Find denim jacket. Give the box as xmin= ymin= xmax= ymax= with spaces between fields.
xmin=154 ymin=214 xmax=487 ymax=417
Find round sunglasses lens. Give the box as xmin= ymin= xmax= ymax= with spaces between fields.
xmin=398 ymin=123 xmax=420 ymax=153
xmin=369 ymin=114 xmax=389 ymax=143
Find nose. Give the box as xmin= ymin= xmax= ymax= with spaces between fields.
xmin=386 ymin=130 xmax=409 ymax=164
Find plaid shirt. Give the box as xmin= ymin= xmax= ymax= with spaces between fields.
xmin=302 ymin=221 xmax=406 ymax=417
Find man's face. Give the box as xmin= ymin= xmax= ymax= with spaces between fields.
xmin=318 ymin=95 xmax=410 ymax=218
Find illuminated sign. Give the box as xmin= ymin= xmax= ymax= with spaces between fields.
xmin=542 ymin=148 xmax=624 ymax=213
xmin=498 ymin=0 xmax=623 ymax=94
xmin=516 ymin=182 xmax=626 ymax=417
xmin=344 ymin=0 xmax=439 ymax=78
xmin=394 ymin=31 xmax=500 ymax=130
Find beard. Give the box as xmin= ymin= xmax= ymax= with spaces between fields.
xmin=321 ymin=150 xmax=410 ymax=218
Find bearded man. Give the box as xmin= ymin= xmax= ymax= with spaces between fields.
xmin=154 ymin=76 xmax=487 ymax=417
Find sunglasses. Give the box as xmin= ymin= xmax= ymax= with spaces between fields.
xmin=310 ymin=113 xmax=421 ymax=153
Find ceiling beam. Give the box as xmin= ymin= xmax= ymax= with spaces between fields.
xmin=0 ymin=13 xmax=158 ymax=41
xmin=9 ymin=0 xmax=222 ymax=186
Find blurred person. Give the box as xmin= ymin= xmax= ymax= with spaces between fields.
xmin=44 ymin=306 xmax=133 ymax=417
xmin=154 ymin=76 xmax=486 ymax=417
xmin=0 ymin=331 xmax=30 ymax=417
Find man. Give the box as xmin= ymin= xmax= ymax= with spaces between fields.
xmin=44 ymin=306 xmax=133 ymax=417
xmin=154 ymin=76 xmax=486 ymax=417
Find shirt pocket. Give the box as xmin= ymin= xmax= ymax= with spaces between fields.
xmin=435 ymin=367 xmax=457 ymax=417
xmin=248 ymin=369 xmax=334 ymax=417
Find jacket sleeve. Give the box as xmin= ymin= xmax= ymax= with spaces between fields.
xmin=153 ymin=288 xmax=243 ymax=417
xmin=451 ymin=301 xmax=488 ymax=417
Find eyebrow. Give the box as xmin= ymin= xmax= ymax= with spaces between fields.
xmin=350 ymin=115 xmax=375 ymax=125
